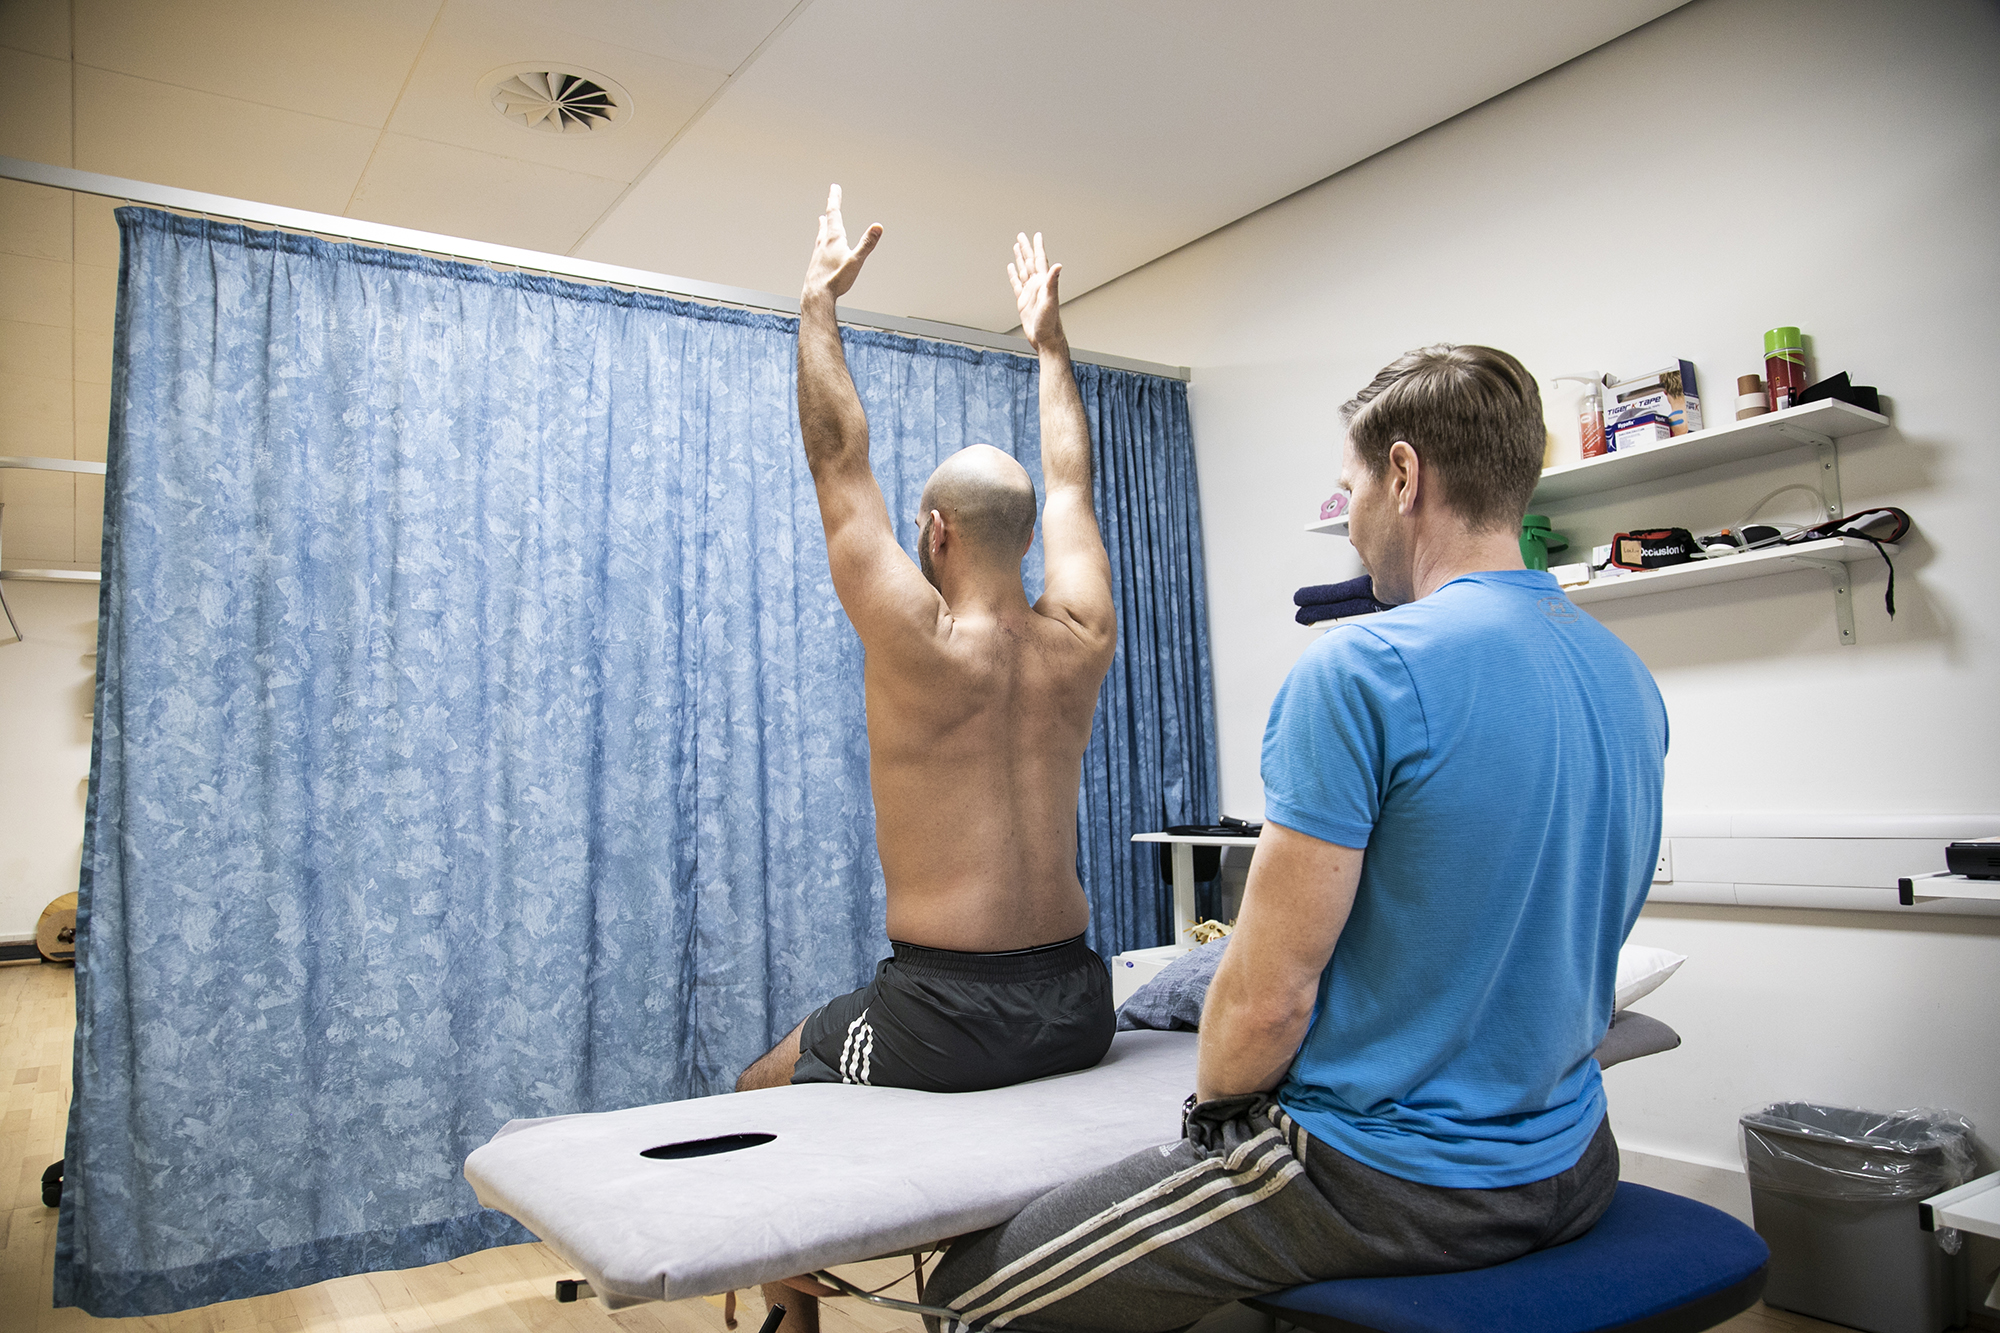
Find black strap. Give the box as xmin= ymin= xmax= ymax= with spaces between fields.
xmin=1856 ymin=536 xmax=1896 ymax=617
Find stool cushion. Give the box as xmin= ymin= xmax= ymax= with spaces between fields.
xmin=1249 ymin=1183 xmax=1768 ymax=1333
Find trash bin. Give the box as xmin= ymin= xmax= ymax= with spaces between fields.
xmin=1741 ymin=1103 xmax=1977 ymax=1333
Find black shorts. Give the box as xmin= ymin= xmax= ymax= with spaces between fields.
xmin=792 ymin=934 xmax=1114 ymax=1093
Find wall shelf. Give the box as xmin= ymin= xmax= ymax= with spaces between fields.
xmin=1301 ymin=397 xmax=1897 ymax=645
xmin=1303 ymin=399 xmax=1890 ymax=536
xmin=0 ymin=456 xmax=108 ymax=476
xmin=1531 ymin=399 xmax=1888 ymax=503
xmin=1 ymin=456 xmax=108 ymax=641
xmin=0 ymin=569 xmax=101 ymax=584
xmin=1567 ymin=537 xmax=1889 ymax=605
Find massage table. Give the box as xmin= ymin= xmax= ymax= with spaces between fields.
xmin=463 ymin=1012 xmax=1679 ymax=1314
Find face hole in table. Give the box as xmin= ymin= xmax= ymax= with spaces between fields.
xmin=641 ymin=1132 xmax=777 ymax=1160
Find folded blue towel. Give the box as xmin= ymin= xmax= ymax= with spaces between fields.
xmin=1295 ymin=598 xmax=1384 ymax=626
xmin=1294 ymin=576 xmax=1376 ymax=608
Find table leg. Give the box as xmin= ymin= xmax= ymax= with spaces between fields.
xmin=1170 ymin=843 xmax=1196 ymax=947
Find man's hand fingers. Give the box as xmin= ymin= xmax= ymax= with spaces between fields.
xmin=1033 ymin=232 xmax=1048 ymax=274
xmin=827 ymin=183 xmax=842 ymax=214
xmin=854 ymin=223 xmax=883 ymax=262
xmin=1045 ymin=262 xmax=1061 ymax=304
xmin=1008 ymin=261 xmax=1024 ymax=299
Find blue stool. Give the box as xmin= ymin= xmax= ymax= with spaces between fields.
xmin=1246 ymin=1183 xmax=1769 ymax=1333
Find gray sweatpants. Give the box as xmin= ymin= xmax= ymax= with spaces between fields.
xmin=923 ymin=1095 xmax=1619 ymax=1333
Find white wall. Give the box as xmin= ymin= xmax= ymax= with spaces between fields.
xmin=0 ymin=581 xmax=98 ymax=938
xmin=1062 ymin=0 xmax=2000 ymax=1178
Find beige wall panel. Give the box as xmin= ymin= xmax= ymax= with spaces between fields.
xmin=0 ymin=468 xmax=76 ymax=562
xmin=0 ymin=180 xmax=72 ymax=262
xmin=0 ymin=372 xmax=73 ymax=457
xmin=0 ymin=0 xmax=72 ymax=59
xmin=73 ymin=327 xmax=112 ymax=386
xmin=74 ymin=476 xmax=104 ymax=564
xmin=72 ymin=262 xmax=115 ymax=334
xmin=0 ymin=253 xmax=73 ymax=327
xmin=74 ymin=67 xmax=378 ymax=215
xmin=0 ymin=46 xmax=72 ymax=165
xmin=73 ymin=193 xmax=122 ymax=268
xmin=74 ymin=0 xmax=434 ymax=127
xmin=0 ymin=317 xmax=70 ymax=381
xmin=73 ymin=379 xmax=110 ymax=463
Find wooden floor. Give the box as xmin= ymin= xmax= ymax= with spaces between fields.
xmin=2 ymin=959 xmax=1848 ymax=1333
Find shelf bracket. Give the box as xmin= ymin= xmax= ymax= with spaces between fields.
xmin=1794 ymin=556 xmax=1856 ymax=646
xmin=1771 ymin=426 xmax=1843 ymax=521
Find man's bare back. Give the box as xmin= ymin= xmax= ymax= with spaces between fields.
xmin=795 ymin=196 xmax=1117 ymax=954
xmin=737 ymin=190 xmax=1119 ymax=1333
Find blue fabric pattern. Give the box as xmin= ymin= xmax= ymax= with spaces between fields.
xmin=54 ymin=209 xmax=1214 ymax=1316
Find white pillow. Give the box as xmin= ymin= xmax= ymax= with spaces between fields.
xmin=1614 ymin=943 xmax=1686 ymax=1010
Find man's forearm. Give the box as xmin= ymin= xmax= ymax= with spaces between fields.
xmin=1194 ymin=966 xmax=1316 ymax=1102
xmin=1037 ymin=337 xmax=1092 ymax=496
xmin=797 ymin=290 xmax=869 ymax=478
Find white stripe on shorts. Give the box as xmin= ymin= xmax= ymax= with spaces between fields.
xmin=951 ymin=1125 xmax=1301 ymax=1328
xmin=838 ymin=1009 xmax=873 ymax=1086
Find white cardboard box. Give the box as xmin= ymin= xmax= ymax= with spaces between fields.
xmin=1109 ymin=944 xmax=1192 ymax=1008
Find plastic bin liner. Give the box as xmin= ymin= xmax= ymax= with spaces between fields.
xmin=1741 ymin=1103 xmax=1976 ymax=1202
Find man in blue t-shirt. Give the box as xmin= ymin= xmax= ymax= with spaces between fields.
xmin=924 ymin=345 xmax=1667 ymax=1333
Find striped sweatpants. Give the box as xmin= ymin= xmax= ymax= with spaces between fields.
xmin=923 ymin=1095 xmax=1619 ymax=1333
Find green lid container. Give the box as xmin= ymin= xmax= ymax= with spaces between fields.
xmin=1764 ymin=326 xmax=1804 ymax=355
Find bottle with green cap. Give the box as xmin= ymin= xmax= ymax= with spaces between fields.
xmin=1520 ymin=514 xmax=1567 ymax=571
xmin=1764 ymin=326 xmax=1808 ymax=413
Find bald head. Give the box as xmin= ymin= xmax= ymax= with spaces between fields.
xmin=919 ymin=445 xmax=1038 ymax=565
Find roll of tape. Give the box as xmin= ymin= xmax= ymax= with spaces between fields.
xmin=1736 ymin=390 xmax=1771 ymax=420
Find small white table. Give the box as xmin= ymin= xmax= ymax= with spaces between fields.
xmin=1130 ymin=831 xmax=1262 ymax=947
xmin=1923 ymin=1169 xmax=2000 ymax=1309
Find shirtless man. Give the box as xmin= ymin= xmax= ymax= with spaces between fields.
xmin=734 ymin=188 xmax=1119 ymax=1101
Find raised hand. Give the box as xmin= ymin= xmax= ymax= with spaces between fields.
xmin=804 ymin=184 xmax=883 ymax=302
xmin=1008 ymin=232 xmax=1066 ymax=352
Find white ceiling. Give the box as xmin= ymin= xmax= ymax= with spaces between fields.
xmin=3 ymin=0 xmax=1685 ymax=331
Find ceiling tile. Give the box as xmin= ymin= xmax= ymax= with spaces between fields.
xmin=73 ymin=0 xmax=437 ymax=127
xmin=74 ymin=66 xmax=379 ymax=214
xmin=579 ymin=0 xmax=1684 ymax=330
xmin=346 ymin=133 xmax=626 ymax=255
xmin=383 ymin=0 xmax=728 ymax=183
xmin=0 ymin=0 xmax=71 ymax=59
xmin=467 ymin=0 xmax=801 ymax=71
xmin=0 ymin=46 xmax=73 ymax=166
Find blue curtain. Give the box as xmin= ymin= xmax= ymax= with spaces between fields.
xmin=56 ymin=208 xmax=1215 ymax=1316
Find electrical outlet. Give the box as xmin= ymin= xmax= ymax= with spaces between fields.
xmin=1654 ymin=842 xmax=1673 ymax=883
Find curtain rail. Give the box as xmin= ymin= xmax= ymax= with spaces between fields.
xmin=0 ymin=155 xmax=1190 ymax=382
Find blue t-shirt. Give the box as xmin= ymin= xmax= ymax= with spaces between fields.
xmin=1266 ymin=569 xmax=1666 ymax=1189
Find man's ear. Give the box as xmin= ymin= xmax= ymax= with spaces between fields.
xmin=927 ymin=508 xmax=946 ymax=557
xmin=1388 ymin=441 xmax=1421 ymax=516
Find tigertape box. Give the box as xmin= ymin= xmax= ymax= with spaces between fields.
xmin=1606 ymin=360 xmax=1703 ymax=445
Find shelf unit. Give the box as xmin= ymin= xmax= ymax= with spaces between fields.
xmin=1897 ymin=872 xmax=2000 ymax=906
xmin=1 ymin=456 xmax=107 ymax=642
xmin=1303 ymin=398 xmax=1895 ymax=643
xmin=1531 ymin=400 xmax=1888 ymax=506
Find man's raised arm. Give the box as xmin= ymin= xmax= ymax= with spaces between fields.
xmin=798 ymin=186 xmax=943 ymax=641
xmin=1011 ymin=233 xmax=1116 ymax=651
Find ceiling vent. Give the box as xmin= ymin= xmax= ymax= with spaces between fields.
xmin=481 ymin=64 xmax=630 ymax=135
